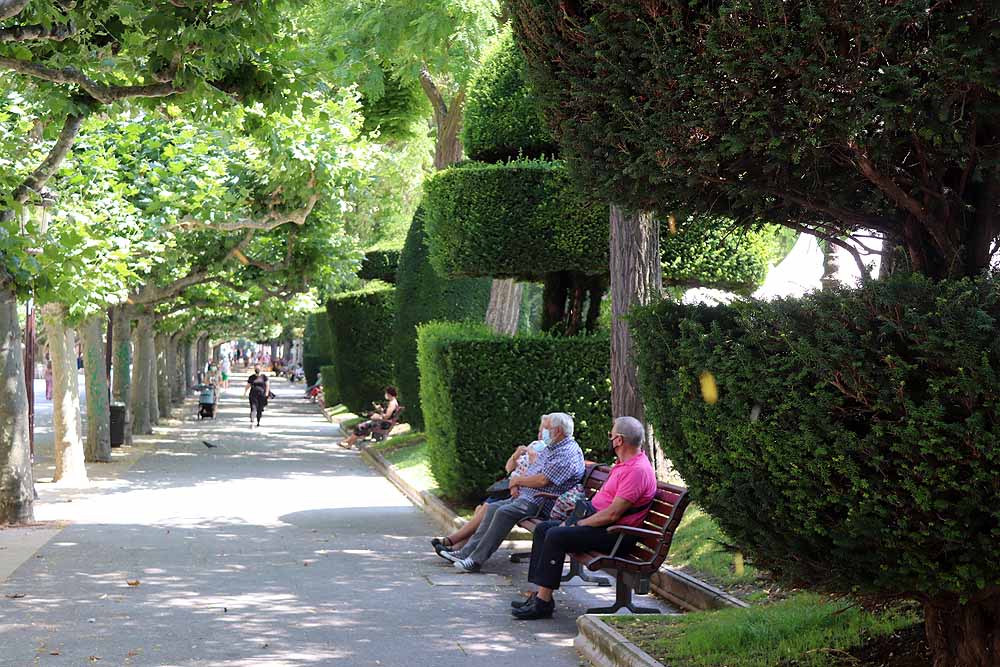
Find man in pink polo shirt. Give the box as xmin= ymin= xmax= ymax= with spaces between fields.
xmin=512 ymin=416 xmax=657 ymax=620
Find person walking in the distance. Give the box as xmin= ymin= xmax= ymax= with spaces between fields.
xmin=243 ymin=366 xmax=270 ymax=428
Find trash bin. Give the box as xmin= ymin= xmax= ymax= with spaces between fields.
xmin=110 ymin=402 xmax=126 ymax=447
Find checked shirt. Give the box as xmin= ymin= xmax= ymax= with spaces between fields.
xmin=518 ymin=436 xmax=585 ymax=515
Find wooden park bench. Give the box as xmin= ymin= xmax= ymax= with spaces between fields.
xmin=368 ymin=406 xmax=405 ymax=443
xmin=512 ymin=463 xmax=690 ymax=614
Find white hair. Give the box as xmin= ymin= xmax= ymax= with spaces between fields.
xmin=614 ymin=416 xmax=645 ymax=448
xmin=548 ymin=412 xmax=575 ymax=438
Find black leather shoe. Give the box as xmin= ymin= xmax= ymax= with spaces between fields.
xmin=511 ymin=592 xmax=537 ymax=609
xmin=512 ymin=596 xmax=554 ymax=620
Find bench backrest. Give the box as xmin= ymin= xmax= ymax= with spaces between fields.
xmin=582 ymin=463 xmax=690 ymax=571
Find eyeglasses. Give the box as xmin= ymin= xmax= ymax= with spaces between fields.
xmin=608 ymin=431 xmax=620 ymax=440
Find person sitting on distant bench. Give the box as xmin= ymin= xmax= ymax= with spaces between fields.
xmin=339 ymin=386 xmax=399 ymax=449
xmin=511 ymin=416 xmax=657 ymax=620
xmin=431 ymin=414 xmax=551 ymax=557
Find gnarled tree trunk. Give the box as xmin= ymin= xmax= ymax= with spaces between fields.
xmin=610 ymin=206 xmax=663 ymax=465
xmin=924 ymin=592 xmax=1000 ymax=667
xmin=110 ymin=306 xmax=133 ymax=445
xmin=42 ymin=303 xmax=87 ymax=484
xmin=184 ymin=339 xmax=195 ymax=394
xmin=81 ymin=314 xmax=111 ymax=463
xmin=155 ymin=333 xmax=170 ymax=419
xmin=0 ymin=285 xmax=34 ymax=523
xmin=148 ymin=330 xmax=159 ymax=426
xmin=130 ymin=316 xmax=154 ymax=435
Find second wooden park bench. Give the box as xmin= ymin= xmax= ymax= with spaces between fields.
xmin=512 ymin=463 xmax=690 ymax=614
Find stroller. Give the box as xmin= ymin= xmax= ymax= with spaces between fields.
xmin=196 ymin=383 xmax=217 ymax=419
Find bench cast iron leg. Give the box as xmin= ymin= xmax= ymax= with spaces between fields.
xmin=586 ymin=574 xmax=660 ymax=614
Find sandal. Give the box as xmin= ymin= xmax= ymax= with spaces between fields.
xmin=430 ymin=537 xmax=453 ymax=553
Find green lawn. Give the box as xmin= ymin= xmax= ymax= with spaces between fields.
xmin=669 ymin=504 xmax=759 ymax=588
xmin=382 ymin=439 xmax=439 ymax=495
xmin=608 ymin=594 xmax=920 ymax=667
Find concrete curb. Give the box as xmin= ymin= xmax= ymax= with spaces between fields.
xmin=575 ymin=615 xmax=667 ymax=667
xmin=650 ymin=567 xmax=748 ymax=612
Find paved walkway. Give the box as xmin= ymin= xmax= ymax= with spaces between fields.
xmin=0 ymin=374 xmax=660 ymax=666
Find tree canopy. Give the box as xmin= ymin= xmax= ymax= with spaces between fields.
xmin=508 ymin=0 xmax=1000 ymax=279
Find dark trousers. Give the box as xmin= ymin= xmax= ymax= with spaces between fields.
xmin=249 ymin=392 xmax=266 ymax=422
xmin=527 ymin=520 xmax=627 ymax=590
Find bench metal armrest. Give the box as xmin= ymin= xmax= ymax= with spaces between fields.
xmin=605 ymin=525 xmax=661 ymax=562
xmin=606 ymin=525 xmax=661 ymax=538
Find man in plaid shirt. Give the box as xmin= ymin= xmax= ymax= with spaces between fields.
xmin=443 ymin=413 xmax=585 ymax=573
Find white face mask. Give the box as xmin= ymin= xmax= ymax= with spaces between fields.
xmin=540 ymin=428 xmax=552 ymax=445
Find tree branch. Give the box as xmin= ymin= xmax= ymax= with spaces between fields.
xmin=176 ymin=188 xmax=320 ymax=233
xmin=0 ymin=22 xmax=75 ymax=43
xmin=12 ymin=109 xmax=87 ymax=206
xmin=850 ymin=142 xmax=932 ymax=225
xmin=0 ymin=57 xmax=184 ymax=104
xmin=418 ymin=67 xmax=449 ymax=123
xmin=0 ymin=0 xmax=28 ymax=21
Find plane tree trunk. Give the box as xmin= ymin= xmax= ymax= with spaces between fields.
xmin=81 ymin=314 xmax=111 ymax=463
xmin=0 ymin=285 xmax=34 ymax=523
xmin=42 ymin=303 xmax=87 ymax=484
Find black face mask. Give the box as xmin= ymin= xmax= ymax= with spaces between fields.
xmin=609 ymin=437 xmax=620 ymax=457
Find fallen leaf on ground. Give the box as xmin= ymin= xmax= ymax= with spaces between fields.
xmin=4 ymin=593 xmax=25 ymax=599
xmin=88 ymin=656 xmax=101 ymax=662
xmin=50 ymin=651 xmax=60 ymax=655
xmin=126 ymin=580 xmax=140 ymax=587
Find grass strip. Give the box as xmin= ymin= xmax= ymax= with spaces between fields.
xmin=669 ymin=504 xmax=758 ymax=587
xmin=608 ymin=593 xmax=919 ymax=667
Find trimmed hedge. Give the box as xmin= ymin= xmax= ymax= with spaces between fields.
xmin=631 ymin=274 xmax=1000 ymax=598
xmin=417 ymin=321 xmax=611 ymax=500
xmin=661 ymin=216 xmax=774 ymax=293
xmin=303 ymin=311 xmax=333 ymax=386
xmin=423 ymin=160 xmax=608 ymax=280
xmin=320 ymin=364 xmax=338 ymax=408
xmin=358 ymin=242 xmax=402 ymax=284
xmin=325 ymin=282 xmax=396 ymax=415
xmin=462 ymin=31 xmax=557 ymax=163
xmin=392 ymin=207 xmax=492 ymax=430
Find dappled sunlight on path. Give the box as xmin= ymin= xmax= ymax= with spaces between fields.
xmin=0 ymin=375 xmax=585 ymax=666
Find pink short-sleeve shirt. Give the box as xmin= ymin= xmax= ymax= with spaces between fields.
xmin=590 ymin=453 xmax=658 ymax=527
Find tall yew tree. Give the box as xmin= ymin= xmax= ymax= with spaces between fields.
xmin=508 ymin=1 xmax=1000 ymax=665
xmin=508 ymin=0 xmax=999 ymax=279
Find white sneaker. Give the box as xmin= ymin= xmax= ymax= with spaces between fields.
xmin=439 ymin=550 xmax=462 ymax=564
xmin=453 ymin=557 xmax=480 ymax=573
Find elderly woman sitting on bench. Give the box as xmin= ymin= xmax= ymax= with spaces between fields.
xmin=431 ymin=414 xmax=552 ymax=557
xmin=339 ymin=386 xmax=400 ymax=449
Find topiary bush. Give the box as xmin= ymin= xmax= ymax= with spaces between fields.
xmin=303 ymin=311 xmax=333 ymax=386
xmin=325 ymin=282 xmax=396 ymax=415
xmin=631 ymin=275 xmax=1000 ymax=662
xmin=319 ymin=364 xmax=339 ymax=408
xmin=462 ymin=30 xmax=557 ymax=163
xmin=392 ymin=207 xmax=492 ymax=430
xmin=661 ymin=216 xmax=774 ymax=293
xmin=417 ymin=321 xmax=611 ymax=501
xmin=423 ymin=160 xmax=608 ymax=280
xmin=358 ymin=242 xmax=403 ymax=284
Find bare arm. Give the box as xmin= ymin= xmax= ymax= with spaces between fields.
xmin=505 ymin=446 xmax=528 ymax=473
xmin=578 ymin=496 xmax=634 ymax=528
xmin=509 ymin=473 xmax=551 ymax=490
